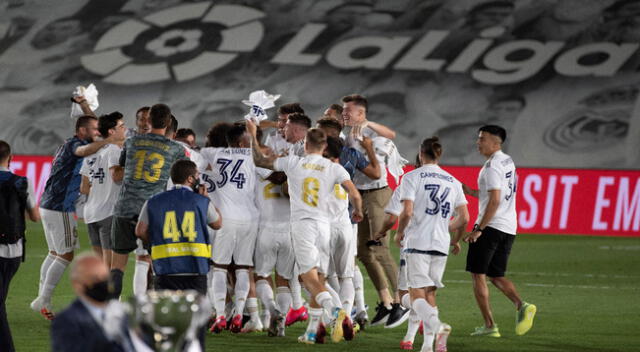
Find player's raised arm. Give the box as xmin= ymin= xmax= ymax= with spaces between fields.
xmin=246 ymin=119 xmax=276 ymax=170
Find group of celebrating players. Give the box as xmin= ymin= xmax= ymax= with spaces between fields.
xmin=29 ymin=93 xmax=536 ymax=352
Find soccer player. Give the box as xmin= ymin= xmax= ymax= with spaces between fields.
xmin=31 ymin=115 xmax=116 ymax=319
xmin=201 ymin=123 xmax=259 ymax=334
xmin=283 ymin=113 xmax=311 ymax=157
xmin=126 ymin=106 xmax=150 ymax=138
xmin=342 ymin=94 xmax=400 ymax=326
xmin=79 ymin=112 xmax=127 ymax=267
xmin=462 ymin=125 xmax=536 ymax=337
xmin=247 ymin=119 xmax=363 ymax=344
xmin=396 ymin=137 xmax=469 ymax=352
xmin=264 ymin=103 xmax=305 ymax=155
xmin=109 ymin=104 xmax=187 ymax=299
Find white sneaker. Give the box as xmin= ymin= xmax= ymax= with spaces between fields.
xmin=242 ymin=317 xmax=263 ymax=333
xmin=30 ymin=297 xmax=54 ymax=320
xmin=435 ymin=323 xmax=451 ymax=352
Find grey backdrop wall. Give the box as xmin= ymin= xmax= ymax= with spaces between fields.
xmin=1 ymin=0 xmax=639 ymax=169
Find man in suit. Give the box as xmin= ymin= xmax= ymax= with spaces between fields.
xmin=51 ymin=254 xmax=126 ymax=352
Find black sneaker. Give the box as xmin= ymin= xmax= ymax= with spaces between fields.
xmin=370 ymin=302 xmax=392 ymax=326
xmin=384 ymin=303 xmax=410 ymax=329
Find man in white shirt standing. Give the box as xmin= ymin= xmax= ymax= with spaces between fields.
xmin=462 ymin=125 xmax=536 ymax=338
xmin=396 ymin=137 xmax=469 ymax=352
xmin=247 ymin=120 xmax=363 ymax=345
xmin=264 ymin=103 xmax=305 ymax=156
xmin=342 ymin=94 xmax=401 ymax=326
xmin=79 ymin=112 xmax=127 ymax=268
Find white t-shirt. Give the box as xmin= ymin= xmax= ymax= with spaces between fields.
xmin=384 ymin=184 xmax=404 ymax=216
xmin=264 ymin=130 xmax=290 ymax=156
xmin=200 ymin=147 xmax=258 ymax=221
xmin=327 ymin=182 xmax=350 ymax=225
xmin=176 ymin=141 xmax=207 ymax=172
xmin=255 ymin=167 xmax=290 ymax=225
xmin=79 ymin=144 xmax=122 ymax=223
xmin=345 ymin=126 xmax=388 ymax=190
xmin=477 ymin=150 xmax=518 ymax=235
xmin=400 ymin=164 xmax=467 ymax=254
xmin=274 ymin=154 xmax=350 ymax=222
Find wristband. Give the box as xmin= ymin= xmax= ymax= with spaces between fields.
xmin=472 ymin=224 xmax=484 ymax=233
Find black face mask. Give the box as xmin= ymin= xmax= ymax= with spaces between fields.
xmin=191 ymin=176 xmax=200 ymax=192
xmin=84 ymin=280 xmax=111 ymax=302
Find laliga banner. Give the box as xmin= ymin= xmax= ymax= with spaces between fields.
xmin=11 ymin=155 xmax=640 ymax=237
xmin=1 ymin=0 xmax=640 ymax=169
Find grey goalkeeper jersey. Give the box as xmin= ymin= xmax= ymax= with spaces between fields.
xmin=113 ymin=133 xmax=187 ymax=218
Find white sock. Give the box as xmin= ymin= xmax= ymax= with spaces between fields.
xmin=207 ymin=268 xmax=215 ymax=310
xmin=339 ymin=277 xmax=355 ymax=314
xmin=256 ymin=279 xmax=276 ymax=315
xmin=133 ymin=260 xmax=150 ymax=296
xmin=412 ymin=298 xmax=440 ymax=350
xmin=402 ymin=293 xmax=420 ymax=343
xmin=246 ymin=297 xmax=260 ymax=321
xmin=234 ymin=269 xmax=250 ymax=317
xmin=315 ymin=291 xmax=336 ymax=315
xmin=290 ymin=278 xmax=304 ymax=310
xmin=276 ymin=286 xmax=292 ymax=314
xmin=306 ymin=307 xmax=323 ymax=335
xmin=38 ymin=253 xmax=56 ymax=296
xmin=353 ymin=265 xmax=366 ymax=313
xmin=328 ymin=275 xmax=340 ymax=292
xmin=325 ymin=282 xmax=342 ymax=308
xmin=212 ymin=268 xmax=228 ymax=318
xmin=41 ymin=256 xmax=70 ymax=303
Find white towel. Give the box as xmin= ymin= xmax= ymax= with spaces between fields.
xmin=70 ymin=83 xmax=99 ymax=118
xmin=242 ymin=90 xmax=280 ymax=122
xmin=373 ymin=137 xmax=408 ymax=184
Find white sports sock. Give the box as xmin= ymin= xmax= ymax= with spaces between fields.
xmin=305 ymin=307 xmax=323 ymax=335
xmin=276 ymin=286 xmax=292 ymax=314
xmin=256 ymin=279 xmax=277 ymax=315
xmin=206 ymin=268 xmax=215 ymax=310
xmin=401 ymin=293 xmax=412 ymax=310
xmin=325 ymin=282 xmax=342 ymax=308
xmin=133 ymin=260 xmax=150 ymax=296
xmin=404 ymin=310 xmax=421 ymax=343
xmin=412 ymin=298 xmax=440 ymax=350
xmin=234 ymin=269 xmax=250 ymax=316
xmin=212 ymin=268 xmax=228 ymax=318
xmin=353 ymin=265 xmax=366 ymax=313
xmin=246 ymin=297 xmax=260 ymax=321
xmin=315 ymin=291 xmax=336 ymax=315
xmin=38 ymin=253 xmax=56 ymax=296
xmin=327 ymin=275 xmax=340 ymax=292
xmin=339 ymin=277 xmax=355 ymax=314
xmin=289 ymin=278 xmax=304 ymax=310
xmin=41 ymin=257 xmax=70 ymax=303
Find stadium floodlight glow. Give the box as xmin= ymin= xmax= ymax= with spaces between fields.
xmin=81 ymin=2 xmax=264 ymax=85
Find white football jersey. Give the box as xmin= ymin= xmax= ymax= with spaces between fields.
xmin=345 ymin=126 xmax=388 ymax=190
xmin=384 ymin=184 xmax=404 ymax=217
xmin=274 ymin=154 xmax=350 ymax=222
xmin=264 ymin=130 xmax=290 ymax=156
xmin=477 ymin=150 xmax=517 ymax=234
xmin=327 ymin=182 xmax=350 ymax=225
xmin=79 ymin=144 xmax=122 ymax=223
xmin=255 ymin=167 xmax=290 ymax=225
xmin=201 ymin=147 xmax=258 ymax=221
xmin=400 ymin=164 xmax=467 ymax=254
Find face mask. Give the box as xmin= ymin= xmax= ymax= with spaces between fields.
xmin=191 ymin=176 xmax=200 ymax=192
xmin=84 ymin=280 xmax=111 ymax=302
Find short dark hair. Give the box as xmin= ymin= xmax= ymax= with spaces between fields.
xmin=325 ymin=136 xmax=343 ymax=159
xmin=175 ymin=128 xmax=195 ymax=140
xmin=341 ymin=94 xmax=368 ymax=112
xmin=136 ymin=106 xmax=150 ymax=119
xmin=306 ymin=128 xmax=327 ymax=149
xmin=287 ymin=113 xmax=312 ymax=128
xmin=316 ymin=117 xmax=342 ymax=135
xmin=170 ymin=159 xmax=197 ymax=184
xmin=479 ymin=125 xmax=507 ymax=143
xmin=98 ymin=112 xmax=123 ymax=138
xmin=328 ymin=104 xmax=343 ymax=115
xmin=421 ymin=136 xmax=443 ymax=161
xmin=165 ymin=114 xmax=179 ymax=136
xmin=0 ymin=140 xmax=10 ymax=161
xmin=149 ymin=104 xmax=172 ymax=129
xmin=206 ymin=122 xmax=232 ymax=147
xmin=277 ymin=103 xmax=305 ymax=116
xmin=226 ymin=123 xmax=247 ymax=147
xmin=75 ymin=115 xmax=98 ymax=132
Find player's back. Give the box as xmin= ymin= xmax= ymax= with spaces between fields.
xmin=201 ymin=147 xmax=257 ymax=221
xmin=400 ymin=164 xmax=466 ymax=253
xmin=83 ymin=144 xmax=122 ymax=223
xmin=255 ymin=167 xmax=290 ymax=225
xmin=114 ymin=134 xmax=186 ymax=218
xmin=275 ymin=154 xmax=349 ymax=222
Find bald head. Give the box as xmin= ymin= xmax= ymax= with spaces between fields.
xmin=70 ymin=254 xmax=110 ymax=303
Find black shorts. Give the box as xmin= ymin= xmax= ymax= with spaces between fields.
xmin=111 ymin=216 xmax=138 ymax=254
xmin=466 ymin=227 xmax=515 ymax=278
xmin=154 ymin=274 xmax=208 ymax=295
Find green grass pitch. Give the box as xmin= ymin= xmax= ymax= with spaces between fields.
xmin=6 ymin=221 xmax=640 ymax=351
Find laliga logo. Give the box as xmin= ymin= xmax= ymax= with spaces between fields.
xmin=81 ymin=2 xmax=264 ymax=84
